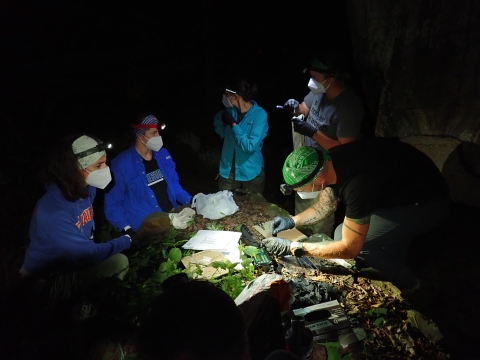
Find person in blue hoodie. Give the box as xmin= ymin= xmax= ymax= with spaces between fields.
xmin=213 ymin=79 xmax=269 ymax=195
xmin=19 ymin=134 xmax=134 ymax=301
xmin=104 ymin=115 xmax=192 ymax=236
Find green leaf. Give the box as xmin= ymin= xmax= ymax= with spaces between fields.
xmin=353 ymin=327 xmax=367 ymax=341
xmin=158 ymin=262 xmax=169 ymax=272
xmin=320 ymin=342 xmax=341 ymax=360
xmin=243 ymin=246 xmax=259 ymax=257
xmin=374 ymin=308 xmax=388 ymax=315
xmin=168 ymin=248 xmax=183 ymax=263
xmin=211 ymin=261 xmax=228 ymax=270
xmin=174 ymin=239 xmax=189 ymax=246
xmin=373 ymin=317 xmax=385 ymax=327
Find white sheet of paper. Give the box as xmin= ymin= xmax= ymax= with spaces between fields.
xmin=182 ymin=230 xmax=242 ymax=252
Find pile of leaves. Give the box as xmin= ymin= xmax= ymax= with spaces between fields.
xmin=291 ymin=272 xmax=451 ymax=360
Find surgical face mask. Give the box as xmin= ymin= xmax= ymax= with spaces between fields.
xmin=85 ymin=166 xmax=112 ymax=189
xmin=222 ymin=94 xmax=233 ymax=108
xmin=308 ymin=78 xmax=330 ymax=94
xmin=142 ymin=135 xmax=163 ymax=151
xmin=297 ymin=181 xmax=323 ymax=199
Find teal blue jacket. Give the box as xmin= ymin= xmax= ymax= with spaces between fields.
xmin=213 ymin=101 xmax=268 ymax=181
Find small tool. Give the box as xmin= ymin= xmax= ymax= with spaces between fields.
xmin=276 ymin=105 xmax=284 ymax=109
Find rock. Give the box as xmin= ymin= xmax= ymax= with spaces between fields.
xmin=137 ymin=211 xmax=172 ymax=244
xmin=407 ymin=309 xmax=444 ymax=342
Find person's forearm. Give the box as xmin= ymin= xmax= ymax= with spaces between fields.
xmin=292 ymin=207 xmax=325 ymax=226
xmin=292 ymin=187 xmax=338 ymax=226
xmin=312 ymin=132 xmax=341 ymax=150
xmin=303 ymin=240 xmax=353 ymax=259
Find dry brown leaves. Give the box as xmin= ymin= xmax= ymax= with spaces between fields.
xmin=317 ymin=275 xmax=450 ymax=359
xmin=183 ymin=193 xmax=450 ymax=359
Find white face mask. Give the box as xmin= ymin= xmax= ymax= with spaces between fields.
xmin=85 ymin=166 xmax=112 ymax=189
xmin=142 ymin=135 xmax=163 ymax=151
xmin=308 ymin=78 xmax=330 ymax=94
xmin=222 ymin=94 xmax=233 ymax=108
xmin=297 ymin=182 xmax=323 ymax=199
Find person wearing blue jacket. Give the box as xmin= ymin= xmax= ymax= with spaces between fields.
xmin=104 ymin=115 xmax=192 ymax=234
xmin=213 ymin=79 xmax=269 ymax=195
xmin=19 ymin=134 xmax=133 ymax=301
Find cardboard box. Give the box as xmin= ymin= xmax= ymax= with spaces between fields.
xmin=253 ymin=221 xmax=308 ymax=242
xmin=181 ymin=250 xmax=229 ymax=279
xmin=292 ymin=300 xmax=352 ymax=341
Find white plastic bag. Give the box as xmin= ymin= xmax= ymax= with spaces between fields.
xmin=191 ymin=190 xmax=239 ymax=220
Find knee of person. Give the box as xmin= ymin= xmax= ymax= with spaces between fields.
xmin=108 ymin=253 xmax=129 ymax=280
xmin=334 ymin=223 xmax=343 ymax=240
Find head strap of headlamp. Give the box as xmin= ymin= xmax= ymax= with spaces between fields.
xmin=75 ymin=139 xmax=109 ymax=160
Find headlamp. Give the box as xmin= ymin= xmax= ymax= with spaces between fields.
xmin=280 ymin=183 xmax=293 ymax=196
xmin=75 ymin=140 xmax=112 ymax=160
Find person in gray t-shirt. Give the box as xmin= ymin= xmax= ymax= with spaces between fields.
xmin=281 ymin=55 xmax=364 ymax=236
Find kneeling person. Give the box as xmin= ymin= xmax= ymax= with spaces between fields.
xmin=105 ymin=114 xmax=192 ymax=235
xmin=263 ymin=139 xmax=449 ymax=294
xmin=19 ymin=134 xmax=134 ymax=301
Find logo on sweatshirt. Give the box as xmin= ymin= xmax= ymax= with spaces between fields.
xmin=76 ymin=205 xmax=94 ymax=230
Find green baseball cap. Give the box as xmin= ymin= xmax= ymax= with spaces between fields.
xmin=282 ymin=146 xmax=325 ymax=188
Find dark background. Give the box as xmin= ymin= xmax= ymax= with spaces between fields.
xmin=0 ymin=0 xmax=364 ymax=232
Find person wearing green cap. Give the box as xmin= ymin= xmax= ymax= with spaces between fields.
xmin=262 ymin=138 xmax=450 ymax=295
xmin=282 ymin=52 xmax=364 ymax=237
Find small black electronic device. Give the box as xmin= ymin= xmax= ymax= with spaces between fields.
xmin=240 ymin=224 xmax=274 ymax=271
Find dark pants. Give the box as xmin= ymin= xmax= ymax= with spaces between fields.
xmin=32 ymin=253 xmax=129 ymax=302
xmin=218 ymin=168 xmax=265 ymax=195
xmin=334 ymin=197 xmax=450 ymax=291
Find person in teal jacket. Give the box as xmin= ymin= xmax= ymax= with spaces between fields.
xmin=105 ymin=115 xmax=192 ymax=234
xmin=213 ymin=79 xmax=269 ymax=195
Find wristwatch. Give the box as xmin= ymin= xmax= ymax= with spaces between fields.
xmin=293 ymin=242 xmax=305 ymax=257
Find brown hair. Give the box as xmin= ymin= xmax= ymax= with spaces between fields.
xmin=41 ymin=134 xmax=89 ymax=201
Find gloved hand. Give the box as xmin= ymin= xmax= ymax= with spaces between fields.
xmin=262 ymin=237 xmax=292 ymax=257
xmin=123 ymin=228 xmax=140 ymax=250
xmin=222 ymin=109 xmax=236 ymax=126
xmin=292 ymin=116 xmax=317 ymax=137
xmin=283 ymin=99 xmax=299 ymax=114
xmin=271 ymin=216 xmax=295 ymax=235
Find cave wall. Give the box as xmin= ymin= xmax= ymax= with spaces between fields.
xmin=346 ymin=0 xmax=480 ymax=208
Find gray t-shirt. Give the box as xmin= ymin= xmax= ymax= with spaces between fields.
xmin=303 ymin=87 xmax=364 ymax=151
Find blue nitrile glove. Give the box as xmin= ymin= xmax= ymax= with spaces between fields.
xmin=262 ymin=237 xmax=292 ymax=257
xmin=271 ymin=216 xmax=295 ymax=235
xmin=222 ymin=109 xmax=236 ymax=126
xmin=292 ymin=115 xmax=317 ymax=137
xmin=283 ymin=99 xmax=299 ymax=114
